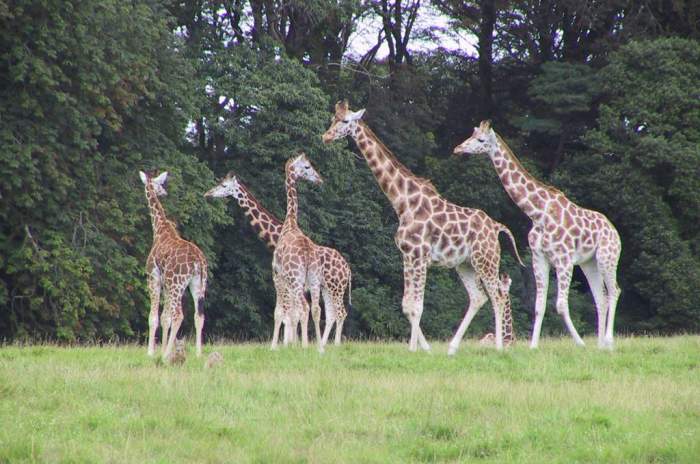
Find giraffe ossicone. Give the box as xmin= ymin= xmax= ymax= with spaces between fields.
xmin=323 ymin=100 xmax=522 ymax=354
xmin=454 ymin=122 xmax=621 ymax=350
xmin=140 ymin=170 xmax=208 ymax=359
xmin=204 ymin=169 xmax=352 ymax=350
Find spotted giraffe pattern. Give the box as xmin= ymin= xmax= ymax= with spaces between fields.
xmin=323 ymin=101 xmax=523 ymax=354
xmin=479 ymin=274 xmax=515 ymax=347
xmin=204 ymin=172 xmax=352 ymax=347
xmin=454 ymin=121 xmax=621 ymax=349
xmin=141 ymin=171 xmax=208 ymax=359
xmin=271 ymin=153 xmax=325 ymax=351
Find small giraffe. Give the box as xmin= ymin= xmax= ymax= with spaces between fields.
xmin=454 ymin=121 xmax=621 ymax=349
xmin=479 ymin=274 xmax=515 ymax=347
xmin=204 ymin=172 xmax=352 ymax=348
xmin=323 ymin=101 xmax=524 ymax=354
xmin=271 ymin=153 xmax=325 ymax=350
xmin=140 ymin=171 xmax=208 ymax=359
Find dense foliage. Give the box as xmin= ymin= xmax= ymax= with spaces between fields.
xmin=1 ymin=0 xmax=698 ymax=342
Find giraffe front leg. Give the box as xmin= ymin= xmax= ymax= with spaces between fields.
xmin=530 ymin=250 xmax=550 ymax=349
xmin=555 ymin=263 xmax=585 ymax=346
xmin=147 ymin=268 xmax=161 ymax=357
xmin=309 ymin=282 xmax=323 ymax=351
xmin=402 ymin=254 xmax=429 ymax=352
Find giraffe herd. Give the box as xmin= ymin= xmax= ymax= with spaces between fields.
xmin=141 ymin=100 xmax=621 ymax=360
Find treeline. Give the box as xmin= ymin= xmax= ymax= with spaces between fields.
xmin=1 ymin=0 xmax=699 ymax=342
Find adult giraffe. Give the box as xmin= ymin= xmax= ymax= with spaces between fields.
xmin=271 ymin=153 xmax=325 ymax=350
xmin=204 ymin=171 xmax=352 ymax=348
xmin=323 ymin=101 xmax=523 ymax=353
xmin=140 ymin=171 xmax=207 ymax=359
xmin=454 ymin=121 xmax=621 ymax=349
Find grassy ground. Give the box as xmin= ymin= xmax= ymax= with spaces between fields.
xmin=1 ymin=336 xmax=699 ymax=463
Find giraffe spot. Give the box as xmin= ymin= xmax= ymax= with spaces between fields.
xmin=397 ymin=176 xmax=405 ymax=192
xmin=434 ymin=213 xmax=447 ymax=225
xmin=408 ymin=195 xmax=420 ymax=210
xmin=407 ymin=182 xmax=419 ymax=195
xmin=470 ymin=215 xmax=482 ymax=230
xmin=563 ymin=211 xmax=574 ymax=228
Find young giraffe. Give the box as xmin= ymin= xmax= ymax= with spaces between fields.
xmin=323 ymin=100 xmax=524 ymax=353
xmin=140 ymin=171 xmax=207 ymax=359
xmin=454 ymin=121 xmax=621 ymax=349
xmin=204 ymin=171 xmax=352 ymax=348
xmin=479 ymin=274 xmax=515 ymax=347
xmin=271 ymin=153 xmax=325 ymax=350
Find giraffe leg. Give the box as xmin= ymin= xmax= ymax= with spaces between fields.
xmin=163 ymin=287 xmax=185 ymax=359
xmin=600 ymin=262 xmax=620 ymax=350
xmin=271 ymin=272 xmax=285 ymax=350
xmin=530 ymin=250 xmax=550 ymax=349
xmin=402 ymin=254 xmax=429 ymax=352
xmin=309 ymin=286 xmax=323 ymax=350
xmin=481 ymin=273 xmax=506 ymax=351
xmin=320 ymin=287 xmax=336 ymax=349
xmin=554 ymin=264 xmax=585 ymax=346
xmin=448 ymin=264 xmax=488 ymax=356
xmin=189 ymin=275 xmax=206 ymax=357
xmin=160 ymin=293 xmax=172 ymax=356
xmin=332 ymin=292 xmax=346 ymax=346
xmin=580 ymin=259 xmax=608 ymax=348
xmin=298 ymin=294 xmax=310 ymax=348
xmin=147 ymin=268 xmax=161 ymax=357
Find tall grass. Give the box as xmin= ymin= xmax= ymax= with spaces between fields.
xmin=1 ymin=336 xmax=699 ymax=463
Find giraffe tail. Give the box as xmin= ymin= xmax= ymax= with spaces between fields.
xmin=496 ymin=222 xmax=525 ymax=267
xmin=346 ymin=269 xmax=353 ymax=312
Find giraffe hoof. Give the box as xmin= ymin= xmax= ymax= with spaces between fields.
xmin=447 ymin=345 xmax=458 ymax=356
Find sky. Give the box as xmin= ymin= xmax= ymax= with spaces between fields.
xmin=345 ymin=4 xmax=477 ymax=59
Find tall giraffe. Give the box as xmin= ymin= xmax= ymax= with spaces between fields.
xmin=479 ymin=273 xmax=515 ymax=347
xmin=454 ymin=121 xmax=621 ymax=349
xmin=204 ymin=171 xmax=352 ymax=348
xmin=271 ymin=153 xmax=325 ymax=350
xmin=323 ymin=100 xmax=523 ymax=353
xmin=140 ymin=171 xmax=208 ymax=359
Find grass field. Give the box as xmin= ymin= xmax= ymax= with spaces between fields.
xmin=1 ymin=336 xmax=699 ymax=463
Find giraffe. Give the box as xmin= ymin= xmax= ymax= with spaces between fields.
xmin=271 ymin=153 xmax=326 ymax=351
xmin=140 ymin=171 xmax=208 ymax=359
xmin=454 ymin=121 xmax=621 ymax=349
xmin=322 ymin=100 xmax=524 ymax=354
xmin=479 ymin=273 xmax=515 ymax=347
xmin=204 ymin=171 xmax=352 ymax=348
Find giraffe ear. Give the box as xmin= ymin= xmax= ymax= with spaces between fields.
xmin=139 ymin=171 xmax=147 ymax=184
xmin=348 ymin=109 xmax=365 ymax=121
xmin=336 ymin=100 xmax=348 ymax=112
xmin=154 ymin=171 xmax=169 ymax=186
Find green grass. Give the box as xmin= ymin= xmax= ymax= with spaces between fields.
xmin=1 ymin=337 xmax=699 ymax=463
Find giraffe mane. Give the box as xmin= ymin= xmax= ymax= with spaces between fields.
xmin=494 ymin=133 xmax=564 ymax=197
xmin=235 ymin=176 xmax=283 ymax=227
xmin=359 ymin=122 xmax=438 ymax=194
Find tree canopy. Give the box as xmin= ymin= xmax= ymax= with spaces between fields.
xmin=1 ymin=0 xmax=698 ymax=342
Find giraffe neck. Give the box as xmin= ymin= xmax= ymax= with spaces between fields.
xmin=231 ymin=181 xmax=283 ymax=249
xmin=351 ymin=121 xmax=426 ymax=215
xmin=145 ymin=186 xmax=178 ymax=240
xmin=488 ymin=135 xmax=563 ymax=224
xmin=282 ymin=173 xmax=299 ymax=233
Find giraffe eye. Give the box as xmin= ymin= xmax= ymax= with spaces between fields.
xmin=477 ymin=138 xmax=485 ymax=143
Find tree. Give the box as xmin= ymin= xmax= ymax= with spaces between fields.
xmin=564 ymin=38 xmax=700 ymax=332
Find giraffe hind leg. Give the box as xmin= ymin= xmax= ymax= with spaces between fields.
xmin=448 ymin=264 xmax=488 ymax=356
xmin=147 ymin=268 xmax=161 ymax=357
xmin=580 ymin=259 xmax=608 ymax=349
xmin=190 ymin=275 xmax=206 ymax=357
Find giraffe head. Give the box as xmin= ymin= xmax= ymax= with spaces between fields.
xmin=139 ymin=171 xmax=169 ymax=196
xmin=204 ymin=171 xmax=244 ymax=200
xmin=286 ymin=152 xmax=323 ymax=185
xmin=453 ymin=120 xmax=498 ymax=157
xmin=322 ymin=100 xmax=366 ymax=144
